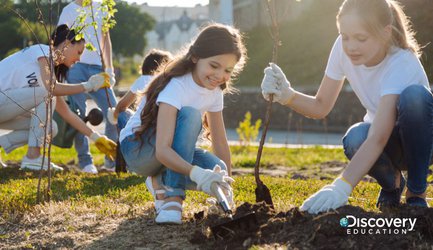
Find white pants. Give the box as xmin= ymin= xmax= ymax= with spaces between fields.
xmin=0 ymin=87 xmax=57 ymax=153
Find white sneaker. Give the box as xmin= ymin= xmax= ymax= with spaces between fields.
xmin=82 ymin=164 xmax=98 ymax=174
xmin=155 ymin=201 xmax=182 ymax=225
xmin=0 ymin=149 xmax=6 ymax=168
xmin=145 ymin=176 xmax=166 ymax=212
xmin=20 ymin=156 xmax=63 ymax=171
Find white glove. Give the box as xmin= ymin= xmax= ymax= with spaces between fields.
xmin=82 ymin=73 xmax=107 ymax=92
xmin=300 ymin=177 xmax=353 ymax=214
xmin=189 ymin=165 xmax=234 ymax=197
xmin=261 ymin=63 xmax=296 ymax=105
xmin=213 ymin=165 xmax=235 ymax=207
xmin=107 ymin=107 xmax=118 ymax=125
xmin=105 ymin=68 xmax=116 ymax=86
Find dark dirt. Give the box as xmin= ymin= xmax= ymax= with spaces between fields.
xmin=189 ymin=202 xmax=433 ymax=249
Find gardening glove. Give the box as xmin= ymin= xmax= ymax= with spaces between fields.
xmin=261 ymin=63 xmax=296 ymax=105
xmin=213 ymin=165 xmax=235 ymax=207
xmin=89 ymin=132 xmax=117 ymax=161
xmin=82 ymin=73 xmax=111 ymax=92
xmin=189 ymin=165 xmax=234 ymax=197
xmin=105 ymin=68 xmax=116 ymax=86
xmin=107 ymin=107 xmax=118 ymax=125
xmin=300 ymin=177 xmax=352 ymax=214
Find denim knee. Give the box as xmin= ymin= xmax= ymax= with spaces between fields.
xmin=398 ymin=85 xmax=433 ymax=122
xmin=178 ymin=107 xmax=202 ymax=133
xmin=342 ymin=122 xmax=370 ymax=159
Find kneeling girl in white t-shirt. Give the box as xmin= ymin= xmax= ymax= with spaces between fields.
xmin=120 ymin=23 xmax=247 ymax=224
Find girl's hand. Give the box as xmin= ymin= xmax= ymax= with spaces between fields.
xmin=107 ymin=107 xmax=118 ymax=125
xmin=300 ymin=177 xmax=352 ymax=214
xmin=189 ymin=165 xmax=234 ymax=197
xmin=261 ymin=63 xmax=295 ymax=105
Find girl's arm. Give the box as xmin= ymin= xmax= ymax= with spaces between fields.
xmin=155 ymin=103 xmax=194 ymax=175
xmin=114 ymin=90 xmax=136 ymax=116
xmin=286 ymin=75 xmax=345 ymax=119
xmin=38 ymin=58 xmax=86 ymax=95
xmin=301 ymin=94 xmax=398 ymax=214
xmin=262 ymin=64 xmax=345 ymax=119
xmin=55 ymin=97 xmax=93 ymax=137
xmin=342 ymin=94 xmax=398 ymax=187
xmin=206 ymin=111 xmax=231 ymax=175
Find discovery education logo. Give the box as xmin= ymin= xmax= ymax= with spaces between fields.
xmin=340 ymin=215 xmax=417 ymax=235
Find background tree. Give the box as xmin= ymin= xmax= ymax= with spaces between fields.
xmin=110 ymin=1 xmax=155 ymax=58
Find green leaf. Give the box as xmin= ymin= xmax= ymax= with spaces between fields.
xmin=85 ymin=43 xmax=96 ymax=51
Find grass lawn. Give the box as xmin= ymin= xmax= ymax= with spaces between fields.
xmin=1 ymin=145 xmax=431 ymax=216
xmin=1 ymin=145 xmax=432 ymax=249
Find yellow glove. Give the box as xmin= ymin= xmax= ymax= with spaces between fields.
xmin=100 ymin=72 xmax=112 ymax=89
xmin=90 ymin=132 xmax=117 ymax=161
xmin=82 ymin=73 xmax=111 ymax=92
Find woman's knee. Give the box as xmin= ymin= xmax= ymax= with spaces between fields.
xmin=342 ymin=123 xmax=370 ymax=159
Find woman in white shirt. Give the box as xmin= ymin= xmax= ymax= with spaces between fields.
xmin=0 ymin=24 xmax=109 ymax=170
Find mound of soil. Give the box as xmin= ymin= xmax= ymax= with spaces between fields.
xmin=190 ymin=202 xmax=433 ymax=249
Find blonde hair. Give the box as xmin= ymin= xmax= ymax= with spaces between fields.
xmin=337 ymin=0 xmax=421 ymax=57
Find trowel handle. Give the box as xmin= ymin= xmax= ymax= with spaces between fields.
xmin=211 ymin=182 xmax=232 ymax=214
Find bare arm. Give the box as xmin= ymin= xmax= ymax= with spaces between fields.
xmin=38 ymin=58 xmax=86 ymax=96
xmin=287 ymin=75 xmax=345 ymax=119
xmin=102 ymin=31 xmax=114 ymax=69
xmin=55 ymin=97 xmax=93 ymax=137
xmin=342 ymin=95 xmax=398 ymax=187
xmin=206 ymin=111 xmax=231 ymax=175
xmin=155 ymin=103 xmax=194 ymax=176
xmin=114 ymin=90 xmax=136 ymax=117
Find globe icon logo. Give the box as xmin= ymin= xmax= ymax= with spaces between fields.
xmin=340 ymin=217 xmax=349 ymax=227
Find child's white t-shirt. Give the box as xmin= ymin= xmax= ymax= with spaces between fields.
xmin=130 ymin=75 xmax=152 ymax=94
xmin=0 ymin=44 xmax=50 ymax=92
xmin=325 ymin=36 xmax=429 ymax=123
xmin=58 ymin=0 xmax=105 ymax=66
xmin=119 ymin=72 xmax=223 ymax=142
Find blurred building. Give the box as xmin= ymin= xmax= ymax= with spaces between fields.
xmin=135 ymin=3 xmax=209 ymax=53
xmin=209 ymin=0 xmax=313 ymax=31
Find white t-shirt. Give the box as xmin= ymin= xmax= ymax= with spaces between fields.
xmin=325 ymin=36 xmax=429 ymax=122
xmin=130 ymin=75 xmax=152 ymax=94
xmin=58 ymin=0 xmax=106 ymax=66
xmin=0 ymin=44 xmax=50 ymax=92
xmin=119 ymin=72 xmax=224 ymax=142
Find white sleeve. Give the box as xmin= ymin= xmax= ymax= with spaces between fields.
xmin=57 ymin=7 xmax=74 ymax=27
xmin=208 ymin=91 xmax=224 ymax=112
xmin=325 ymin=36 xmax=345 ymax=81
xmin=130 ymin=76 xmax=151 ymax=94
xmin=156 ymin=80 xmax=183 ymax=110
xmin=380 ymin=54 xmax=423 ymax=96
xmin=31 ymin=45 xmax=50 ymax=63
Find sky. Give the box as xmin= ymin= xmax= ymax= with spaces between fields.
xmin=124 ymin=0 xmax=209 ymax=7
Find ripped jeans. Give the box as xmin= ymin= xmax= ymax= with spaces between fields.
xmin=120 ymin=107 xmax=227 ymax=199
xmin=343 ymin=85 xmax=433 ymax=195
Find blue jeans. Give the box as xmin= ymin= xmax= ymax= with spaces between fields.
xmin=66 ymin=62 xmax=118 ymax=168
xmin=117 ymin=110 xmax=133 ymax=132
xmin=120 ymin=107 xmax=226 ymax=199
xmin=343 ymin=85 xmax=433 ymax=195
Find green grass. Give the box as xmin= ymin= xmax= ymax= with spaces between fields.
xmin=0 ymin=145 xmax=431 ymax=217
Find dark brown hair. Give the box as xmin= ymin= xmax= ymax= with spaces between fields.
xmin=134 ymin=23 xmax=247 ymax=142
xmin=141 ymin=49 xmax=173 ymax=75
xmin=51 ymin=24 xmax=85 ymax=82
